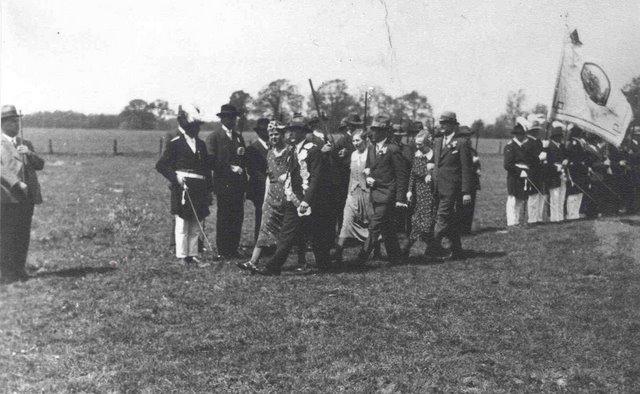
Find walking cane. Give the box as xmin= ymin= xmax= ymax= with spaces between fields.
xmin=183 ymin=184 xmax=217 ymax=265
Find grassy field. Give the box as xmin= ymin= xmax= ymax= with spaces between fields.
xmin=1 ymin=130 xmax=639 ymax=391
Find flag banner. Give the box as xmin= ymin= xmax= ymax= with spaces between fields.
xmin=551 ymin=29 xmax=633 ymax=146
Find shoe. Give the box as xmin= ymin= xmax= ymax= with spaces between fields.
xmin=441 ymin=249 xmax=465 ymax=261
xmin=248 ymin=264 xmax=281 ymax=276
xmin=191 ymin=257 xmax=210 ymax=268
xmin=236 ymin=260 xmax=255 ymax=271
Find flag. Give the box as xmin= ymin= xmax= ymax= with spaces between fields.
xmin=550 ymin=29 xmax=633 ymax=146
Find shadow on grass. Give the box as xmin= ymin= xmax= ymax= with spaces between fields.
xmin=465 ymin=226 xmax=506 ymax=236
xmin=33 ymin=265 xmax=117 ymax=278
xmin=620 ymin=218 xmax=640 ymax=227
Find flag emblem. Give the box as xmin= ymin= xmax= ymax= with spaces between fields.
xmin=580 ymin=62 xmax=611 ymax=106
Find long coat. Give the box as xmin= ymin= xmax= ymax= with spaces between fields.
xmin=205 ymin=128 xmax=247 ymax=195
xmin=365 ymin=140 xmax=408 ymax=204
xmin=155 ymin=134 xmax=213 ymax=220
xmin=543 ymin=140 xmax=566 ymax=190
xmin=432 ymin=134 xmax=473 ymax=198
xmin=1 ymin=137 xmax=44 ymax=205
xmin=245 ymin=139 xmax=269 ymax=205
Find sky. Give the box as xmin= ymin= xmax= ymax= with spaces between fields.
xmin=1 ymin=0 xmax=639 ymax=125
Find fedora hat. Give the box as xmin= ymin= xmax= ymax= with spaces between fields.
xmin=392 ymin=123 xmax=406 ymax=136
xmin=457 ymin=125 xmax=472 ymax=136
xmin=253 ymin=117 xmax=270 ymax=132
xmin=216 ymin=104 xmax=239 ymax=118
xmin=345 ymin=113 xmax=364 ymax=126
xmin=288 ymin=113 xmax=308 ymax=131
xmin=439 ymin=111 xmax=459 ymax=125
xmin=1 ymin=105 xmax=22 ymax=120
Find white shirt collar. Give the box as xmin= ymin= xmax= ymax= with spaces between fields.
xmin=178 ymin=126 xmax=197 ymax=153
xmin=376 ymin=138 xmax=387 ymax=150
xmin=512 ymin=137 xmax=524 ymax=147
xmin=443 ymin=132 xmax=454 ymax=147
xmin=2 ymin=133 xmax=16 ymax=145
xmin=296 ymin=139 xmax=305 ymax=153
xmin=313 ymin=130 xmax=324 ymax=140
xmin=222 ymin=124 xmax=233 ymax=137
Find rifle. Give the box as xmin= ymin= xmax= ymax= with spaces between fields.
xmin=474 ymin=124 xmax=480 ymax=151
xmin=308 ymin=79 xmax=334 ymax=144
xmin=363 ymin=91 xmax=368 ymax=128
xmin=18 ymin=110 xmax=26 ymax=181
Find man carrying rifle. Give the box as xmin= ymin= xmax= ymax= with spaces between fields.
xmin=543 ymin=122 xmax=568 ymax=222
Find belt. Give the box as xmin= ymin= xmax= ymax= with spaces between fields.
xmin=176 ymin=170 xmax=205 ymax=180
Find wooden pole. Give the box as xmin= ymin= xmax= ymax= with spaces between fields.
xmin=159 ymin=137 xmax=164 ymax=156
xmin=113 ymin=139 xmax=118 ymax=156
xmin=498 ymin=141 xmax=502 ymax=154
xmin=48 ymin=139 xmax=53 ymax=154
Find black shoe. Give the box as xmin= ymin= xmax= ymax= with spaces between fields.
xmin=236 ymin=260 xmax=255 ymax=271
xmin=442 ymin=249 xmax=465 ymax=261
xmin=249 ymin=264 xmax=281 ymax=276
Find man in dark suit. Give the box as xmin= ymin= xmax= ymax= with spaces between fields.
xmin=1 ymin=105 xmax=45 ymax=284
xmin=249 ymin=114 xmax=330 ymax=275
xmin=357 ymin=116 xmax=408 ymax=265
xmin=431 ymin=111 xmax=473 ymax=260
xmin=503 ymin=118 xmax=530 ymax=226
xmin=456 ymin=126 xmax=481 ymax=234
xmin=245 ymin=117 xmax=270 ymax=241
xmin=523 ymin=118 xmax=545 ymax=224
xmin=206 ymin=104 xmax=247 ymax=259
xmin=156 ymin=104 xmax=212 ymax=267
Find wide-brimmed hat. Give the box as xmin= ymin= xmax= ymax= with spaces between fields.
xmin=267 ymin=120 xmax=287 ymax=133
xmin=457 ymin=125 xmax=472 ymax=136
xmin=1 ymin=105 xmax=22 ymax=120
xmin=549 ymin=121 xmax=566 ymax=138
xmin=392 ymin=123 xmax=406 ymax=136
xmin=216 ymin=104 xmax=239 ymax=118
xmin=254 ymin=117 xmax=270 ymax=131
xmin=370 ymin=115 xmax=390 ymax=130
xmin=439 ymin=111 xmax=459 ymax=125
xmin=345 ymin=113 xmax=364 ymax=126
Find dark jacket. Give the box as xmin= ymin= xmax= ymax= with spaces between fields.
xmin=1 ymin=137 xmax=44 ymax=205
xmin=566 ymin=138 xmax=589 ymax=194
xmin=543 ymin=140 xmax=566 ymax=190
xmin=365 ymin=140 xmax=408 ymax=204
xmin=523 ymin=136 xmax=543 ymax=193
xmin=330 ymin=131 xmax=354 ymax=191
xmin=155 ymin=133 xmax=213 ymax=220
xmin=503 ymin=138 xmax=528 ymax=199
xmin=287 ymin=138 xmax=329 ymax=208
xmin=245 ymin=138 xmax=269 ymax=204
xmin=205 ymin=127 xmax=247 ymax=195
xmin=432 ymin=134 xmax=474 ymax=197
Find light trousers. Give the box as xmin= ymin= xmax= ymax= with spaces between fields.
xmin=506 ymin=195 xmax=525 ymax=226
xmin=549 ymin=180 xmax=566 ymax=222
xmin=527 ymin=193 xmax=545 ymax=223
xmin=175 ymin=215 xmax=200 ymax=258
xmin=565 ymin=193 xmax=583 ymax=220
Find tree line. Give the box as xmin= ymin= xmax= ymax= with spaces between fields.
xmin=22 ymin=75 xmax=640 ymax=138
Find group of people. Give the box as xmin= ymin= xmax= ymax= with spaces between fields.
xmin=156 ymin=104 xmax=481 ymax=275
xmin=504 ymin=115 xmax=640 ymax=226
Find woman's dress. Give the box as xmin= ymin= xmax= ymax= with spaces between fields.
xmin=256 ymin=147 xmax=290 ymax=247
xmin=409 ymin=149 xmax=436 ymax=242
xmin=338 ymin=149 xmax=373 ymax=242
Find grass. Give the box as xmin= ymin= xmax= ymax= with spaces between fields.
xmin=0 ymin=138 xmax=639 ymax=391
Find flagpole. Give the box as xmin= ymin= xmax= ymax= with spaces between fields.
xmin=548 ymin=26 xmax=568 ymax=126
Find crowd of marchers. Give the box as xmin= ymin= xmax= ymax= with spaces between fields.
xmin=504 ymin=115 xmax=640 ymax=226
xmin=156 ymin=103 xmax=480 ymax=275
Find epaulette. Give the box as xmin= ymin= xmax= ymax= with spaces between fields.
xmin=170 ymin=136 xmax=180 ymax=142
xmin=303 ymin=142 xmax=315 ymax=150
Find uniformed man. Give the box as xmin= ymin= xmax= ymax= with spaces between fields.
xmin=523 ymin=115 xmax=545 ymax=224
xmin=1 ymin=105 xmax=44 ymax=284
xmin=503 ymin=118 xmax=530 ymax=226
xmin=565 ymin=125 xmax=589 ymax=220
xmin=155 ymin=104 xmax=212 ymax=267
xmin=543 ymin=121 xmax=568 ymax=222
xmin=249 ymin=114 xmax=331 ymax=275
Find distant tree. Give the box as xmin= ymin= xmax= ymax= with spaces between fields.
xmin=118 ymin=99 xmax=156 ymax=130
xmin=505 ymin=89 xmax=526 ymax=125
xmin=358 ymin=86 xmax=394 ymax=118
xmin=530 ymin=103 xmax=548 ymax=118
xmin=623 ymin=75 xmax=640 ymax=120
xmin=471 ymin=119 xmax=485 ymax=136
xmin=393 ymin=90 xmax=433 ymax=123
xmin=308 ymin=79 xmax=359 ymax=130
xmin=252 ymin=79 xmax=303 ymax=121
xmin=229 ymin=90 xmax=253 ymax=131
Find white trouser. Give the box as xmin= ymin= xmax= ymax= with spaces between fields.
xmin=565 ymin=193 xmax=583 ymax=220
xmin=527 ymin=193 xmax=545 ymax=223
xmin=549 ymin=180 xmax=566 ymax=222
xmin=506 ymin=195 xmax=525 ymax=226
xmin=175 ymin=215 xmax=199 ymax=258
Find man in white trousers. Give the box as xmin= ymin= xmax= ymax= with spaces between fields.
xmin=503 ymin=118 xmax=530 ymax=226
xmin=565 ymin=125 xmax=589 ymax=220
xmin=543 ymin=122 xmax=568 ymax=222
xmin=523 ymin=116 xmax=546 ymax=224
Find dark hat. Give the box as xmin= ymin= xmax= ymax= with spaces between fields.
xmin=392 ymin=123 xmax=406 ymax=136
xmin=288 ymin=113 xmax=308 ymax=131
xmin=1 ymin=105 xmax=21 ymax=120
xmin=307 ymin=113 xmax=327 ymax=129
xmin=345 ymin=113 xmax=364 ymax=126
xmin=370 ymin=115 xmax=390 ymax=130
xmin=549 ymin=121 xmax=566 ymax=138
xmin=412 ymin=121 xmax=424 ymax=131
xmin=254 ymin=117 xmax=270 ymax=131
xmin=512 ymin=123 xmax=526 ymax=135
xmin=439 ymin=111 xmax=459 ymax=125
xmin=216 ymin=104 xmax=239 ymax=118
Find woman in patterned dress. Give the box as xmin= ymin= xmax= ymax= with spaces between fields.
xmin=406 ymin=131 xmax=436 ymax=256
xmin=243 ymin=121 xmax=290 ymax=266
xmin=332 ymin=130 xmax=373 ymax=262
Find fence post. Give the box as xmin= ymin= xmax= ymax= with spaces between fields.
xmin=113 ymin=139 xmax=118 ymax=156
xmin=48 ymin=139 xmax=53 ymax=154
xmin=159 ymin=137 xmax=164 ymax=156
xmin=498 ymin=141 xmax=502 ymax=154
